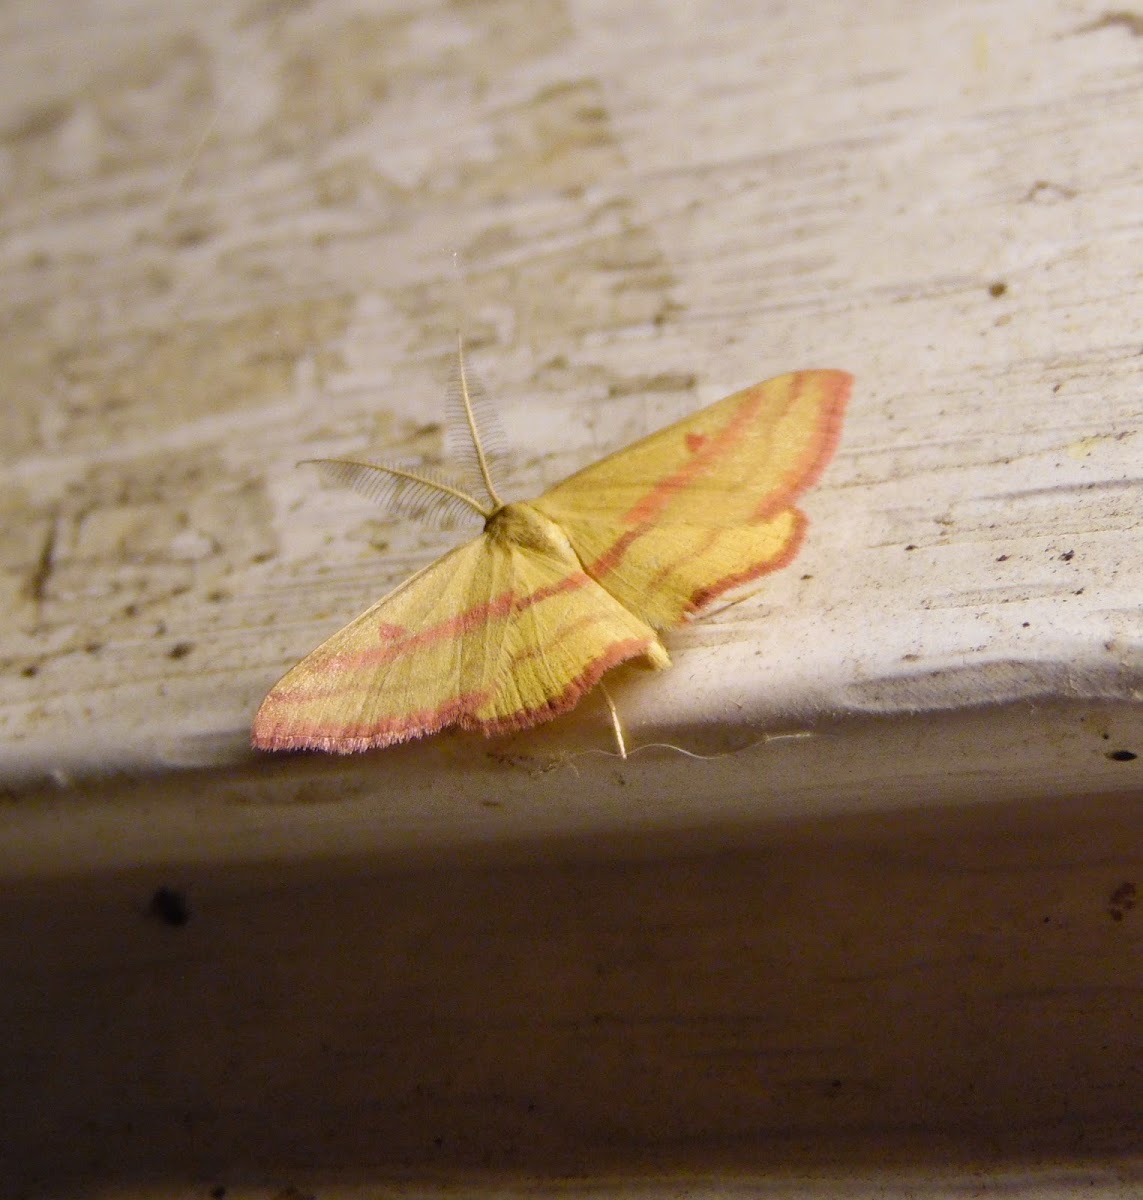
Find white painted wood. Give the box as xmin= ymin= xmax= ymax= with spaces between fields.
xmin=2 ymin=0 xmax=1141 ymax=784
xmin=0 ymin=0 xmax=1140 ymax=1194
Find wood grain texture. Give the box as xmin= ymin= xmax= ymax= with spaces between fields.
xmin=1 ymin=0 xmax=1140 ymax=778
xmin=0 ymin=0 xmax=1140 ymax=1195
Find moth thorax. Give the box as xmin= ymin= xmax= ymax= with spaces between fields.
xmin=485 ymin=502 xmax=573 ymax=557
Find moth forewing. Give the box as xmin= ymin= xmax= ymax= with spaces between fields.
xmin=253 ymin=361 xmax=850 ymax=753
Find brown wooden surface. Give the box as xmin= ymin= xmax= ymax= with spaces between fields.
xmin=2 ymin=781 xmax=1140 ymax=1195
xmin=1 ymin=702 xmax=1141 ymax=1196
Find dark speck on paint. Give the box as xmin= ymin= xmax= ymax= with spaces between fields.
xmin=148 ymin=886 xmax=191 ymax=927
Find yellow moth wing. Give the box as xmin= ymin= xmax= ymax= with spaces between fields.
xmin=531 ymin=369 xmax=850 ymax=629
xmin=252 ymin=503 xmax=667 ymax=752
xmin=253 ymin=368 xmax=849 ymax=752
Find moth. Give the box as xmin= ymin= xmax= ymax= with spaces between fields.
xmin=253 ymin=346 xmax=849 ymax=752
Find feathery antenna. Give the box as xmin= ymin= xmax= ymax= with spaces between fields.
xmin=303 ymin=457 xmax=494 ymax=526
xmin=302 ymin=333 xmax=509 ymax=527
xmin=455 ymin=331 xmax=504 ymax=510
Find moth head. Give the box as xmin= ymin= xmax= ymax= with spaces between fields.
xmin=485 ymin=502 xmax=576 ymax=559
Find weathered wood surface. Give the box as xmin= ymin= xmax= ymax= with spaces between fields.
xmin=0 ymin=0 xmax=1140 ymax=1195
xmin=2 ymin=0 xmax=1141 ymax=784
